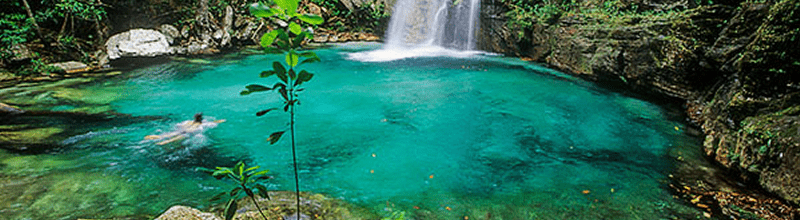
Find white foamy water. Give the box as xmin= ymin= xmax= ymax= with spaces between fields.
xmin=346 ymin=45 xmax=484 ymax=62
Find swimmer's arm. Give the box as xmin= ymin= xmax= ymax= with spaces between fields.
xmin=214 ymin=119 xmax=226 ymax=123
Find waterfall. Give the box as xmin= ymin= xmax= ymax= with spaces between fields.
xmin=348 ymin=0 xmax=482 ymax=62
xmin=385 ymin=0 xmax=481 ymax=50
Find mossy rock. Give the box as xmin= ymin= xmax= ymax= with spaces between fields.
xmin=204 ymin=191 xmax=380 ymax=220
xmin=0 ymin=127 xmax=64 ymax=144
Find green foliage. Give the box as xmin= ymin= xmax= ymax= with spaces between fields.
xmin=198 ymin=161 xmax=272 ymax=220
xmin=504 ymin=0 xmax=572 ymax=38
xmin=309 ymin=0 xmax=389 ymax=32
xmin=0 ymin=2 xmax=32 ymax=60
xmin=241 ymin=1 xmax=324 ymax=219
xmin=502 ymin=0 xmax=687 ymax=39
xmin=53 ymin=0 xmax=106 ymax=22
xmin=1 ymin=0 xmax=107 ymax=75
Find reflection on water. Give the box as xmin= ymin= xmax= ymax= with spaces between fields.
xmin=0 ymin=43 xmax=708 ymax=219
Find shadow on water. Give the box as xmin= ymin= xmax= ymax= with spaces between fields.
xmin=0 ymin=111 xmax=160 ymax=154
xmin=150 ymin=143 xmax=245 ymax=173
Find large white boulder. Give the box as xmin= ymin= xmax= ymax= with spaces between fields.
xmin=105 ymin=29 xmax=172 ymax=60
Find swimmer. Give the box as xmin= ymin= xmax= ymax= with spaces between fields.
xmin=144 ymin=112 xmax=225 ymax=145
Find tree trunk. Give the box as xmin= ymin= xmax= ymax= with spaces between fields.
xmin=20 ymin=0 xmax=46 ymax=43
xmin=95 ymin=0 xmax=105 ymax=43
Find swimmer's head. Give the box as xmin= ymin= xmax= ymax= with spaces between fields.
xmin=194 ymin=112 xmax=203 ymax=123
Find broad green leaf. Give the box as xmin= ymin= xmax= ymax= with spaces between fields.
xmin=251 ymin=170 xmax=270 ymax=176
xmin=288 ymin=22 xmax=302 ymax=35
xmin=268 ymin=131 xmax=286 ymax=144
xmin=249 ymin=2 xmax=275 ymax=18
xmin=292 ymin=33 xmax=306 ymax=48
xmin=260 ymin=70 xmax=276 ymax=78
xmin=196 ymin=167 xmax=215 ymax=174
xmin=274 ymin=0 xmax=298 ymax=15
xmin=272 ymin=62 xmax=286 ymax=73
xmin=246 ymin=84 xmax=272 ymax=92
xmin=298 ymin=51 xmax=317 ymax=58
xmin=264 ymin=47 xmax=285 ymax=54
xmin=277 ymin=30 xmax=291 ymax=48
xmin=210 ymin=192 xmax=227 ymax=202
xmin=270 ymin=7 xmax=285 ymax=17
xmin=256 ymin=108 xmax=278 ymax=116
xmin=245 ymin=188 xmax=255 ymax=197
xmin=298 ymin=14 xmax=324 ymax=25
xmin=230 ymin=186 xmax=242 ymax=197
xmin=289 ymin=69 xmax=297 ymax=80
xmin=243 ymin=173 xmax=251 ymax=184
xmin=295 ymin=70 xmax=314 ymax=86
xmin=224 ymin=199 xmax=237 ymax=220
xmin=299 ymin=56 xmax=321 ymax=66
xmin=255 ymin=184 xmax=270 ymax=200
xmin=273 ymin=61 xmax=287 ymax=75
xmin=286 ymin=52 xmax=299 ymax=68
xmin=273 ymin=82 xmax=286 ymax=90
xmin=240 ymin=90 xmax=252 ymax=95
xmin=277 ymin=70 xmax=288 ymax=84
xmin=244 ymin=166 xmax=260 ymax=173
xmin=236 ymin=161 xmax=244 ymax=176
xmin=278 ymin=86 xmax=289 ymax=101
xmin=260 ymin=30 xmax=280 ymax=48
xmin=212 ymin=169 xmax=232 ymax=176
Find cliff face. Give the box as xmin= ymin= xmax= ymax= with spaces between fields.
xmin=478 ymin=0 xmax=799 ymax=210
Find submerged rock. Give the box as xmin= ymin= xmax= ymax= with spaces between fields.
xmin=106 ymin=29 xmax=172 ymax=60
xmin=155 ymin=206 xmax=220 ymax=220
xmin=157 ymin=192 xmax=378 ymax=220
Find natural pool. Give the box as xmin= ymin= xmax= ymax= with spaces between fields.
xmin=0 ymin=43 xmax=708 ymax=219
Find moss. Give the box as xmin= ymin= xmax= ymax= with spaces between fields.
xmin=0 ymin=127 xmax=64 ymax=143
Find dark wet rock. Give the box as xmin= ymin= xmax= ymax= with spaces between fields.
xmin=105 ymin=29 xmax=172 ymax=60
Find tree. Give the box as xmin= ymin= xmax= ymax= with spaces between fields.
xmin=240 ymin=0 xmax=324 ymax=219
xmin=19 ymin=0 xmax=44 ymax=43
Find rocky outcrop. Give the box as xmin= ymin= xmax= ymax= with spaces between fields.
xmin=105 ymin=29 xmax=172 ymax=60
xmin=478 ymin=0 xmax=800 ymax=213
xmin=691 ymin=0 xmax=800 ymax=206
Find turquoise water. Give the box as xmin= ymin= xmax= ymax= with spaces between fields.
xmin=0 ymin=43 xmax=705 ymax=219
